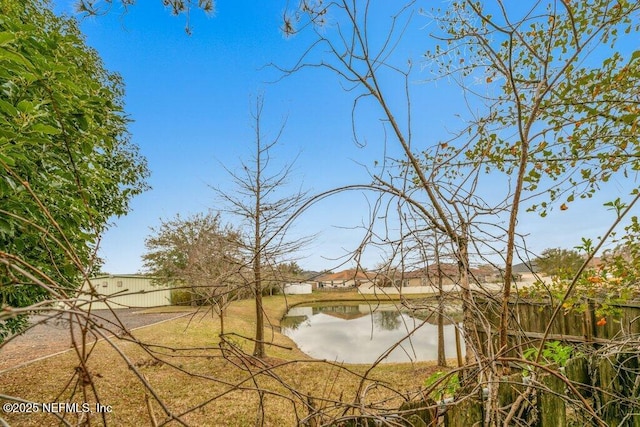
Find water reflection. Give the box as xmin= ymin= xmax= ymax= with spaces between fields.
xmin=385 ymin=310 xmax=417 ymax=331
xmin=281 ymin=303 xmax=464 ymax=364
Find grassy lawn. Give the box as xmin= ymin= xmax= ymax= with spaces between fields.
xmin=0 ymin=291 xmax=450 ymax=426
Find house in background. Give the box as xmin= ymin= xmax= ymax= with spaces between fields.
xmin=403 ymin=265 xmax=461 ymax=287
xmin=509 ymin=261 xmax=549 ymax=286
xmin=316 ymin=269 xmax=375 ymax=288
xmin=374 ymin=264 xmax=501 ymax=288
xmin=353 ymin=262 xmax=506 ymax=295
xmin=78 ymin=275 xmax=172 ymax=310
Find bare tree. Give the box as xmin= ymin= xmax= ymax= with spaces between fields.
xmin=278 ymin=2 xmax=499 ymax=378
xmin=213 ymin=95 xmax=311 ymax=358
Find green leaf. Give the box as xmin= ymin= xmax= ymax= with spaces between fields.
xmin=0 ymin=46 xmax=32 ymax=68
xmin=0 ymin=32 xmax=15 ymax=46
xmin=31 ymin=123 xmax=61 ymax=135
xmin=16 ymin=100 xmax=35 ymax=113
xmin=0 ymin=99 xmax=18 ymax=116
xmin=81 ymin=140 xmax=92 ymax=155
xmin=0 ymin=152 xmax=15 ymax=166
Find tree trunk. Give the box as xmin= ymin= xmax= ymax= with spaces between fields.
xmin=253 ymin=136 xmax=265 ymax=359
xmin=253 ymin=263 xmax=264 ymax=358
xmin=219 ymin=310 xmax=225 ymax=335
xmin=435 ymin=236 xmax=446 ymax=367
xmin=218 ymin=298 xmax=226 ymax=335
xmin=458 ymin=231 xmax=478 ymax=368
xmin=191 ymin=285 xmax=197 ymax=307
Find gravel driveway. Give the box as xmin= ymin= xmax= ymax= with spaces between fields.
xmin=0 ymin=308 xmax=188 ymax=372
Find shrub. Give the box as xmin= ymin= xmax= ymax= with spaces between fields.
xmin=170 ymin=289 xmax=193 ymax=306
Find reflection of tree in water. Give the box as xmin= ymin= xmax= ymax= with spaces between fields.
xmin=410 ymin=303 xmax=464 ymax=325
xmin=280 ymin=315 xmax=307 ymax=330
xmin=374 ymin=311 xmax=402 ymax=331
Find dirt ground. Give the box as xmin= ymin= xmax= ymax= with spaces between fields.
xmin=0 ymin=309 xmax=187 ymax=372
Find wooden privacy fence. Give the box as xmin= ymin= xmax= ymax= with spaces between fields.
xmin=323 ymin=299 xmax=640 ymax=426
xmin=411 ymin=299 xmax=640 ymax=426
xmin=390 ymin=351 xmax=640 ymax=426
xmin=475 ymin=298 xmax=640 ymax=356
xmin=327 ymin=351 xmax=640 ymax=426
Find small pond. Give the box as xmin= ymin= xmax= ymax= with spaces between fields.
xmin=281 ymin=303 xmax=465 ymax=364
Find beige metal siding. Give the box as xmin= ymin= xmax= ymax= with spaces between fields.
xmin=79 ymin=276 xmax=171 ymax=310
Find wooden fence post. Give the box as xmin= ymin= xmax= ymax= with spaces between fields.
xmin=565 ymin=356 xmax=591 ymax=399
xmin=498 ymin=373 xmax=524 ymax=408
xmin=444 ymin=395 xmax=483 ymax=427
xmin=596 ymin=352 xmax=640 ymax=427
xmin=398 ymin=399 xmax=437 ymax=426
xmin=583 ymin=299 xmax=596 ymax=342
xmin=538 ymin=372 xmax=566 ymax=427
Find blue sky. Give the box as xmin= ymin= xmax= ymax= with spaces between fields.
xmin=53 ymin=1 xmax=638 ymax=273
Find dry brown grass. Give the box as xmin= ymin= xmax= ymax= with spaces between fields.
xmin=0 ymin=292 xmax=449 ymax=426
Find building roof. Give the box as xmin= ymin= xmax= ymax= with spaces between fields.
xmin=398 ymin=264 xmax=499 ymax=279
xmin=510 ymin=262 xmax=539 ymax=274
xmin=317 ymin=269 xmax=373 ymax=282
xmin=315 ymin=264 xmax=502 ymax=284
xmin=90 ymin=274 xmax=156 ymax=280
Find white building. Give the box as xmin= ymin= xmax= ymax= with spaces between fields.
xmin=283 ymin=282 xmax=313 ymax=295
